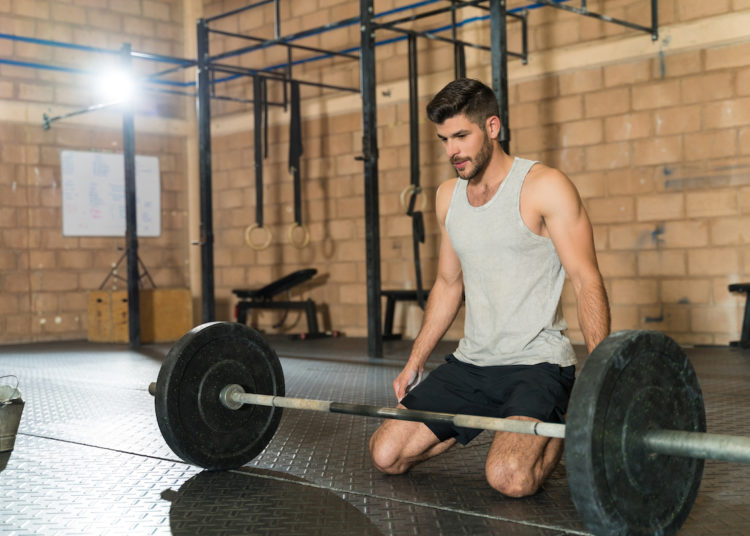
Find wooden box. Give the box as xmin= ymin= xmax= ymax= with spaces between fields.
xmin=87 ymin=288 xmax=193 ymax=343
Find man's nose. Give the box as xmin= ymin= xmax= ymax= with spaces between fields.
xmin=445 ymin=139 xmax=458 ymax=157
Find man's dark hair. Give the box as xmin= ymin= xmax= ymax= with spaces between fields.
xmin=426 ymin=78 xmax=500 ymax=126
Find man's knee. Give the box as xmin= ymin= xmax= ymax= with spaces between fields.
xmin=369 ymin=429 xmax=409 ymax=475
xmin=485 ymin=458 xmax=540 ymax=498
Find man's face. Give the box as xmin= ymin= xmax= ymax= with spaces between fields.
xmin=436 ymin=114 xmax=495 ymax=181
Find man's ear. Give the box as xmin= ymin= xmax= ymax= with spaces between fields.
xmin=485 ymin=116 xmax=501 ymax=139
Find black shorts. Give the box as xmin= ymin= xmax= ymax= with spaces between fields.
xmin=400 ymin=354 xmax=575 ymax=445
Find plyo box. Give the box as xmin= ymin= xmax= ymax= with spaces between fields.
xmin=88 ymin=288 xmax=192 ymax=343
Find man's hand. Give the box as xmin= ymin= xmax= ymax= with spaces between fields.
xmin=393 ymin=364 xmax=424 ymax=402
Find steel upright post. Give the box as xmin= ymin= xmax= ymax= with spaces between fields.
xmin=490 ymin=0 xmax=511 ymax=154
xmin=196 ymin=19 xmax=216 ymax=322
xmin=121 ymin=43 xmax=140 ymax=348
xmin=359 ymin=0 xmax=383 ymax=358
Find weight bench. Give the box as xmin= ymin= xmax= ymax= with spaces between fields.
xmin=729 ymin=283 xmax=750 ymax=348
xmin=381 ymin=289 xmax=430 ymax=340
xmin=233 ymin=269 xmax=324 ymax=338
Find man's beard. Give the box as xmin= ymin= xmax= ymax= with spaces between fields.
xmin=452 ymin=132 xmax=494 ymax=181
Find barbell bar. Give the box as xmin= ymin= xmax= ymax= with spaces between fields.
xmin=150 ymin=321 xmax=749 ymax=535
xmin=228 ymin=385 xmax=567 ymax=437
xmin=147 ymin=380 xmax=750 ymax=464
xmin=148 ymin=381 xmax=566 ymax=437
xmin=222 ymin=386 xmax=750 ymax=463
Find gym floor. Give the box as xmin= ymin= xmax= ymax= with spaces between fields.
xmin=1 ymin=334 xmax=749 ymax=535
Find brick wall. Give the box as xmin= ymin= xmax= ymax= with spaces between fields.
xmin=545 ymin=41 xmax=750 ymax=346
xmin=1 ymin=1 xmax=748 ymax=346
xmin=0 ymin=0 xmax=189 ymax=343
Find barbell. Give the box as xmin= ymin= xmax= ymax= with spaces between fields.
xmin=149 ymin=321 xmax=750 ymax=536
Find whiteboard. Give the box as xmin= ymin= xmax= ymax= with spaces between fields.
xmin=61 ymin=150 xmax=161 ymax=237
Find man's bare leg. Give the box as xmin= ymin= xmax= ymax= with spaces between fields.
xmin=369 ymin=404 xmax=457 ymax=474
xmin=484 ymin=415 xmax=564 ymax=497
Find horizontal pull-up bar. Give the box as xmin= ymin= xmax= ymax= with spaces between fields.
xmin=376 ymin=20 xmax=525 ymax=61
xmin=208 ymin=15 xmax=360 ymax=63
xmin=0 ymin=57 xmax=194 ymax=89
xmin=534 ymin=0 xmax=658 ymax=40
xmin=210 ymin=64 xmax=360 ymax=94
xmin=0 ymin=32 xmax=196 ymax=67
xmin=374 ymin=0 xmax=488 ymax=29
xmin=208 ymin=28 xmax=359 ymax=61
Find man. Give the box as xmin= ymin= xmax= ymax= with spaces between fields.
xmin=369 ymin=78 xmax=610 ymax=497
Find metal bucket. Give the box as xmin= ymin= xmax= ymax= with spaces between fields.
xmin=0 ymin=376 xmax=23 ymax=453
xmin=0 ymin=398 xmax=24 ymax=452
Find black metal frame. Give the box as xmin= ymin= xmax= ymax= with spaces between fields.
xmin=372 ymin=0 xmax=528 ymax=63
xmin=197 ymin=20 xmax=216 ymax=323
xmin=359 ymin=0 xmax=383 ymax=357
xmin=490 ymin=0 xmax=511 ymax=153
xmin=119 ymin=43 xmax=141 ymax=348
xmin=535 ymin=0 xmax=659 ymax=40
xmin=11 ymin=0 xmax=658 ymax=353
xmin=191 ymin=0 xmax=658 ymax=357
xmin=24 ymin=37 xmax=198 ymax=347
xmin=365 ymin=0 xmax=521 ymax=354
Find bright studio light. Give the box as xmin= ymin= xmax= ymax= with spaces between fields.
xmin=95 ymin=69 xmax=136 ymax=102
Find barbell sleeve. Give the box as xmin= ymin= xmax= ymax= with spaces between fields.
xmin=643 ymin=429 xmax=750 ymax=464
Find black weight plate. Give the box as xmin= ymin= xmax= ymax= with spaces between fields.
xmin=565 ymin=330 xmax=706 ymax=536
xmin=154 ymin=322 xmax=285 ymax=470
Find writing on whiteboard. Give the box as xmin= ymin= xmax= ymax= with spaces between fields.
xmin=61 ymin=150 xmax=161 ymax=237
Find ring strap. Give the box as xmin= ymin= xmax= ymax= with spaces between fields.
xmin=288 ymin=81 xmax=305 ymax=231
xmin=253 ymin=75 xmax=266 ymax=228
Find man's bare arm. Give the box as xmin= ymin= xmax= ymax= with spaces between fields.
xmin=536 ymin=168 xmax=610 ymax=353
xmin=393 ymin=180 xmax=464 ymax=400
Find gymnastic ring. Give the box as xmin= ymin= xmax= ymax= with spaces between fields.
xmin=287 ymin=222 xmax=310 ymax=249
xmin=399 ymin=184 xmax=427 ymax=213
xmin=244 ymin=223 xmax=273 ymax=250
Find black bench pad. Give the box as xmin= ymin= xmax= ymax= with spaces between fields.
xmin=232 ymin=269 xmax=317 ymax=301
xmin=233 ymin=269 xmax=323 ymax=337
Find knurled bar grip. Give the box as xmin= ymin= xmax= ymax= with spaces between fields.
xmin=224 ymin=385 xmax=567 ymax=439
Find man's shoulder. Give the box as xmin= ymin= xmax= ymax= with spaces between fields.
xmin=526 ymin=161 xmax=566 ymax=182
xmin=436 ymin=177 xmax=460 ymax=199
xmin=436 ymin=178 xmax=460 ymax=222
xmin=525 ymin=162 xmax=575 ymax=194
xmin=524 ymin=162 xmax=581 ymax=212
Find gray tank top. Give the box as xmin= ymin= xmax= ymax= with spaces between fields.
xmin=445 ymin=157 xmax=576 ymax=367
